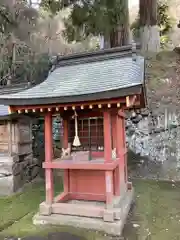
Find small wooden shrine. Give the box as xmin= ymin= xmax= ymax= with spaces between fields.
xmin=0 ymin=45 xmax=146 ymax=236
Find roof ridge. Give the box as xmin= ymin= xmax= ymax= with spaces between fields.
xmin=55 ymin=44 xmax=141 ymax=68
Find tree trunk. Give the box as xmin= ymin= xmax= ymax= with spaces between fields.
xmin=140 ymin=0 xmax=160 ymax=52
xmin=100 ymin=0 xmax=130 ymax=49
xmin=110 ymin=0 xmax=130 ymax=48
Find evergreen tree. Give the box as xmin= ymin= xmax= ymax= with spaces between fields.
xmin=40 ymin=0 xmax=130 ymax=48
xmin=131 ymin=0 xmax=172 ymax=50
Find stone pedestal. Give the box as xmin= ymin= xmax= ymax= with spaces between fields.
xmin=33 ymin=188 xmax=134 ymax=237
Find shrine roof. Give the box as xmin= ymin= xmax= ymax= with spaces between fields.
xmin=0 ymin=105 xmax=32 ymax=120
xmin=0 ymin=45 xmax=145 ymax=106
xmin=0 ymin=105 xmax=9 ymax=116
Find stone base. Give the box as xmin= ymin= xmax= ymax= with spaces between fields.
xmin=33 ymin=188 xmax=134 ymax=237
xmin=0 ymin=153 xmax=40 ymax=196
xmin=0 ymin=175 xmax=14 ymax=195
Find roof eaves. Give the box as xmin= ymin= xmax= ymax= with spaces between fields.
xmin=0 ymin=85 xmax=143 ymax=106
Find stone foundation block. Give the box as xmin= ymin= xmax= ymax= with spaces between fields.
xmin=39 ymin=202 xmax=52 ymax=216
xmin=0 ymin=175 xmax=14 ymax=196
xmin=128 ymin=182 xmax=133 ymax=190
xmin=114 ymin=208 xmax=122 ymax=220
xmin=103 ymin=209 xmax=115 ymax=222
xmin=33 ymin=188 xmax=135 ymax=237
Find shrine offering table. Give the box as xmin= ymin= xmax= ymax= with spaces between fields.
xmin=43 ymin=158 xmax=121 ymax=203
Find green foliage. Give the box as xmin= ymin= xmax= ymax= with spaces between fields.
xmin=0 ymin=1 xmax=38 ymax=37
xmin=67 ymin=0 xmax=127 ymax=42
xmin=14 ymin=50 xmax=51 ymax=85
xmin=40 ymin=0 xmax=128 ymax=43
xmin=40 ymin=0 xmax=76 ymax=15
xmin=0 ymin=36 xmax=51 ymax=86
xmin=131 ymin=0 xmax=173 ymax=47
xmin=0 ymin=1 xmax=53 ymax=86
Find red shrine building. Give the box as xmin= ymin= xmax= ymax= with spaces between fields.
xmin=0 ymin=45 xmax=146 ymax=236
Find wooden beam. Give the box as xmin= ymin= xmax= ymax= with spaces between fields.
xmin=43 ymin=160 xmax=119 ymax=171
xmin=11 ymin=95 xmax=142 ymax=113
xmin=118 ymin=109 xmax=126 ymax=118
xmin=11 ymin=97 xmax=128 ymax=111
xmin=117 ymin=103 xmax=120 ymax=108
xmin=54 ymin=192 xmax=69 ymax=203
xmin=126 ymin=95 xmax=137 ymax=108
xmin=69 ymin=193 xmax=106 ymax=202
xmin=8 ymin=106 xmax=13 ymax=114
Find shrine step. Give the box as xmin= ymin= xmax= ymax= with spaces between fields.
xmin=34 ymin=212 xmax=123 ymax=236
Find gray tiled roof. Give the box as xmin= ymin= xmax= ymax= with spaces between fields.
xmin=0 ymin=83 xmax=32 ymax=114
xmin=0 ymin=55 xmax=144 ymax=104
xmin=0 ymin=105 xmax=9 ymax=116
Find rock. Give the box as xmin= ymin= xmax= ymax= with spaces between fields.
xmin=133 ymin=224 xmax=140 ymax=228
xmin=31 ymin=166 xmax=40 ymax=179
xmin=126 ymin=108 xmax=180 ymax=180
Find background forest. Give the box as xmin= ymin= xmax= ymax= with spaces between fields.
xmin=0 ymin=0 xmax=179 ymax=88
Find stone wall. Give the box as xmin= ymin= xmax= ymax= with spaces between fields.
xmin=0 ymin=117 xmax=41 ymax=196
xmin=126 ymin=109 xmax=180 ymax=181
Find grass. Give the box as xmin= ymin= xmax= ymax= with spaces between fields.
xmin=0 ymin=179 xmax=106 ymax=240
xmin=123 ymin=180 xmax=180 ymax=240
xmin=0 ymin=182 xmax=45 ymax=232
xmin=1 ymin=179 xmax=180 ymax=240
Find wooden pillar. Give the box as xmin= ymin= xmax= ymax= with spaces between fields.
xmin=111 ymin=113 xmax=117 ymax=150
xmin=103 ymin=110 xmax=112 ymax=162
xmin=122 ymin=117 xmax=128 ymax=183
xmin=45 ymin=112 xmax=54 ymax=204
xmin=112 ymin=112 xmax=120 ymax=196
xmin=8 ymin=121 xmax=12 ymax=156
xmin=105 ymin=171 xmax=114 ymax=208
xmin=63 ymin=118 xmax=69 ymax=149
xmin=116 ymin=110 xmax=127 ymax=195
xmin=63 ymin=117 xmax=69 ymax=193
xmin=103 ymin=110 xmax=114 ymax=207
xmin=116 ymin=113 xmax=124 ymax=158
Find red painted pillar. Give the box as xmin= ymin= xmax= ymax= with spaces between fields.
xmin=105 ymin=171 xmax=114 ymax=208
xmin=103 ymin=110 xmax=112 ymax=162
xmin=111 ymin=113 xmax=117 ymax=150
xmin=111 ymin=112 xmax=120 ymax=196
xmin=63 ymin=118 xmax=69 ymax=193
xmin=45 ymin=112 xmax=54 ymax=204
xmin=103 ymin=110 xmax=114 ymax=206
